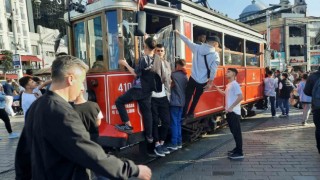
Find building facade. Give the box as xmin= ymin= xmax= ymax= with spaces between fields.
xmin=0 ymin=0 xmax=67 ymax=79
xmin=239 ymin=0 xmax=320 ymax=71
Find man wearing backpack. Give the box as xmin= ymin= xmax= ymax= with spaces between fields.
xmin=174 ymin=30 xmax=220 ymax=119
xmin=304 ymin=66 xmax=320 ymax=154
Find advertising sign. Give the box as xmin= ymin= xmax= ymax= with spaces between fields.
xmin=311 ymin=52 xmax=320 ymax=66
xmin=12 ymin=54 xmax=21 ymax=69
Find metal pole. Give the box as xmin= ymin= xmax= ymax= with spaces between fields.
xmin=11 ymin=0 xmax=23 ymax=79
xmin=266 ymin=10 xmax=271 ymax=68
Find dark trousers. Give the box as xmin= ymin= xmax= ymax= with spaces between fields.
xmin=313 ymin=109 xmax=320 ymax=153
xmin=182 ymin=77 xmax=206 ymax=117
xmin=0 ymin=108 xmax=12 ymax=134
xmin=266 ymin=96 xmax=276 ymax=116
xmin=263 ymin=95 xmax=269 ymax=108
xmin=151 ymin=97 xmax=170 ymax=142
xmin=279 ymin=98 xmax=290 ymax=115
xmin=226 ymin=112 xmax=243 ymax=154
xmin=115 ymin=88 xmax=152 ymax=138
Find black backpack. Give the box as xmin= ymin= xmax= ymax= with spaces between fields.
xmin=312 ymin=78 xmax=320 ymax=109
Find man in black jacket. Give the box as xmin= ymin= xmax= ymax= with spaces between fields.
xmin=278 ymin=73 xmax=293 ymax=118
xmin=15 ymin=55 xmax=151 ymax=180
xmin=304 ymin=66 xmax=320 ymax=154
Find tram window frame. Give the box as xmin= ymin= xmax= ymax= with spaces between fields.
xmin=122 ymin=10 xmax=136 ymax=68
xmin=106 ymin=10 xmax=120 ymax=70
xmin=73 ymin=21 xmax=87 ymax=63
xmin=87 ymin=16 xmax=103 ymax=69
xmin=192 ymin=25 xmax=223 ymax=66
xmin=224 ymin=35 xmax=244 ymax=66
xmin=245 ymin=40 xmax=260 ymax=67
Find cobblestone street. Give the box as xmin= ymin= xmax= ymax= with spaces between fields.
xmin=1 ymin=108 xmax=320 ymax=180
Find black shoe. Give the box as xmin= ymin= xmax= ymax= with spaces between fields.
xmin=115 ymin=124 xmax=133 ymax=134
xmin=154 ymin=145 xmax=165 ymax=157
xmin=161 ymin=145 xmax=170 ymax=155
xmin=228 ymin=152 xmax=244 ymax=160
xmin=227 ymin=148 xmax=236 ymax=155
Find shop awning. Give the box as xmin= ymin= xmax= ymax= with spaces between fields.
xmin=0 ymin=54 xmax=42 ymax=62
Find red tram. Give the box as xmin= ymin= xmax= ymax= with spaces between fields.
xmin=67 ymin=0 xmax=266 ymax=149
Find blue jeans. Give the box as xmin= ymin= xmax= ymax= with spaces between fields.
xmin=279 ymin=98 xmax=289 ymax=115
xmin=170 ymin=106 xmax=183 ymax=145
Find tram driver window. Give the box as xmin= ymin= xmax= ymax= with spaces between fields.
xmin=224 ymin=35 xmax=244 ymax=66
xmin=73 ymin=21 xmax=87 ymax=63
xmin=122 ymin=11 xmax=136 ymax=68
xmin=88 ymin=16 xmax=103 ymax=70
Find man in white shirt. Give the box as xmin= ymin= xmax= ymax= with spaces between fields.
xmin=18 ymin=76 xmax=51 ymax=116
xmin=213 ymin=68 xmax=244 ymax=159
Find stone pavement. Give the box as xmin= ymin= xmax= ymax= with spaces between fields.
xmin=148 ymin=108 xmax=320 ymax=180
xmin=1 ymin=108 xmax=320 ymax=180
xmin=0 ymin=115 xmax=24 ymax=179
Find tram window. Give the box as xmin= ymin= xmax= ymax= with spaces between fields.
xmin=88 ymin=16 xmax=103 ymax=69
xmin=122 ymin=11 xmax=136 ymax=67
xmin=73 ymin=21 xmax=87 ymax=63
xmin=106 ymin=11 xmax=119 ymax=70
xmin=224 ymin=35 xmax=244 ymax=66
xmin=246 ymin=41 xmax=260 ymax=67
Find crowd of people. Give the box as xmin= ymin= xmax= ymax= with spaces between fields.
xmin=0 ymin=30 xmax=318 ymax=179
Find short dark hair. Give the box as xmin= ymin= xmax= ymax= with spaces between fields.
xmin=56 ymin=52 xmax=68 ymax=57
xmin=276 ymin=70 xmax=280 ymax=73
xmin=197 ymin=31 xmax=206 ymax=36
xmin=96 ymin=55 xmax=103 ymax=61
xmin=228 ymin=68 xmax=238 ymax=75
xmin=156 ymin=44 xmax=164 ymax=49
xmin=19 ymin=76 xmax=33 ymax=88
xmin=267 ymin=71 xmax=273 ymax=76
xmin=282 ymin=72 xmax=288 ymax=79
xmin=144 ymin=37 xmax=156 ymax=50
xmin=302 ymin=73 xmax=308 ymax=80
xmin=207 ymin=36 xmax=221 ymax=45
xmin=32 ymin=76 xmax=41 ymax=83
xmin=51 ymin=55 xmax=88 ymax=82
xmin=175 ymin=59 xmax=186 ymax=67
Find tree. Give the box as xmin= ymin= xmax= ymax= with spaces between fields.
xmin=1 ymin=50 xmax=13 ymax=80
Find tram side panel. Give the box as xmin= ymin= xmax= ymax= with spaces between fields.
xmin=87 ymin=73 xmax=145 ymax=148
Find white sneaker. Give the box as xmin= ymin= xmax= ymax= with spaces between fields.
xmin=10 ymin=113 xmax=16 ymax=117
xmin=8 ymin=132 xmax=20 ymax=139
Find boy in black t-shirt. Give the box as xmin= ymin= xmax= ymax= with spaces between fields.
xmin=73 ymin=92 xmax=103 ymax=142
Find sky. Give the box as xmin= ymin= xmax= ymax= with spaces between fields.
xmin=208 ymin=0 xmax=320 ymax=19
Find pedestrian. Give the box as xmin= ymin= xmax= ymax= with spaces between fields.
xmin=18 ymin=76 xmax=51 ymax=116
xmin=213 ymin=68 xmax=244 ymax=159
xmin=115 ymin=37 xmax=160 ymax=143
xmin=73 ymin=91 xmax=103 ymax=143
xmin=0 ymin=84 xmax=19 ymax=140
xmin=274 ymin=70 xmax=281 ymax=109
xmin=174 ymin=29 xmax=220 ymax=119
xmin=15 ymin=55 xmax=152 ymax=180
xmin=151 ymin=44 xmax=172 ymax=157
xmin=167 ymin=59 xmax=188 ymax=151
xmin=195 ymin=31 xmax=206 ymax=45
xmin=297 ymin=74 xmax=312 ymax=125
xmin=264 ymin=71 xmax=276 ymax=117
xmin=304 ymin=66 xmax=320 ymax=154
xmin=278 ymin=73 xmax=294 ymax=118
xmin=3 ymin=79 xmax=16 ymax=116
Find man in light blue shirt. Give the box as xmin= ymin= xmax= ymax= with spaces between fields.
xmin=174 ymin=30 xmax=220 ymax=119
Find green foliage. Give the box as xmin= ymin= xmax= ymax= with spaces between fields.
xmin=1 ymin=50 xmax=13 ymax=75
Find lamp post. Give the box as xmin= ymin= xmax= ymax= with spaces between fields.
xmin=10 ymin=0 xmax=23 ymax=79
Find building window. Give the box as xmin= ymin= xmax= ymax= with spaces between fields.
xmin=46 ymin=51 xmax=55 ymax=57
xmin=5 ymin=0 xmax=11 ymax=13
xmin=0 ymin=36 xmax=4 ymax=49
xmin=7 ymin=19 xmax=13 ymax=32
xmin=31 ymin=45 xmax=39 ymax=55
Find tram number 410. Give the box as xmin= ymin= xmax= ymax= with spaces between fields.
xmin=118 ymin=83 xmax=132 ymax=92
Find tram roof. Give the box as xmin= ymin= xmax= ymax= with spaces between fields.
xmin=66 ymin=0 xmax=264 ymax=39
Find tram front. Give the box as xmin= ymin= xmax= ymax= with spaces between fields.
xmin=67 ymin=0 xmax=175 ymax=149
